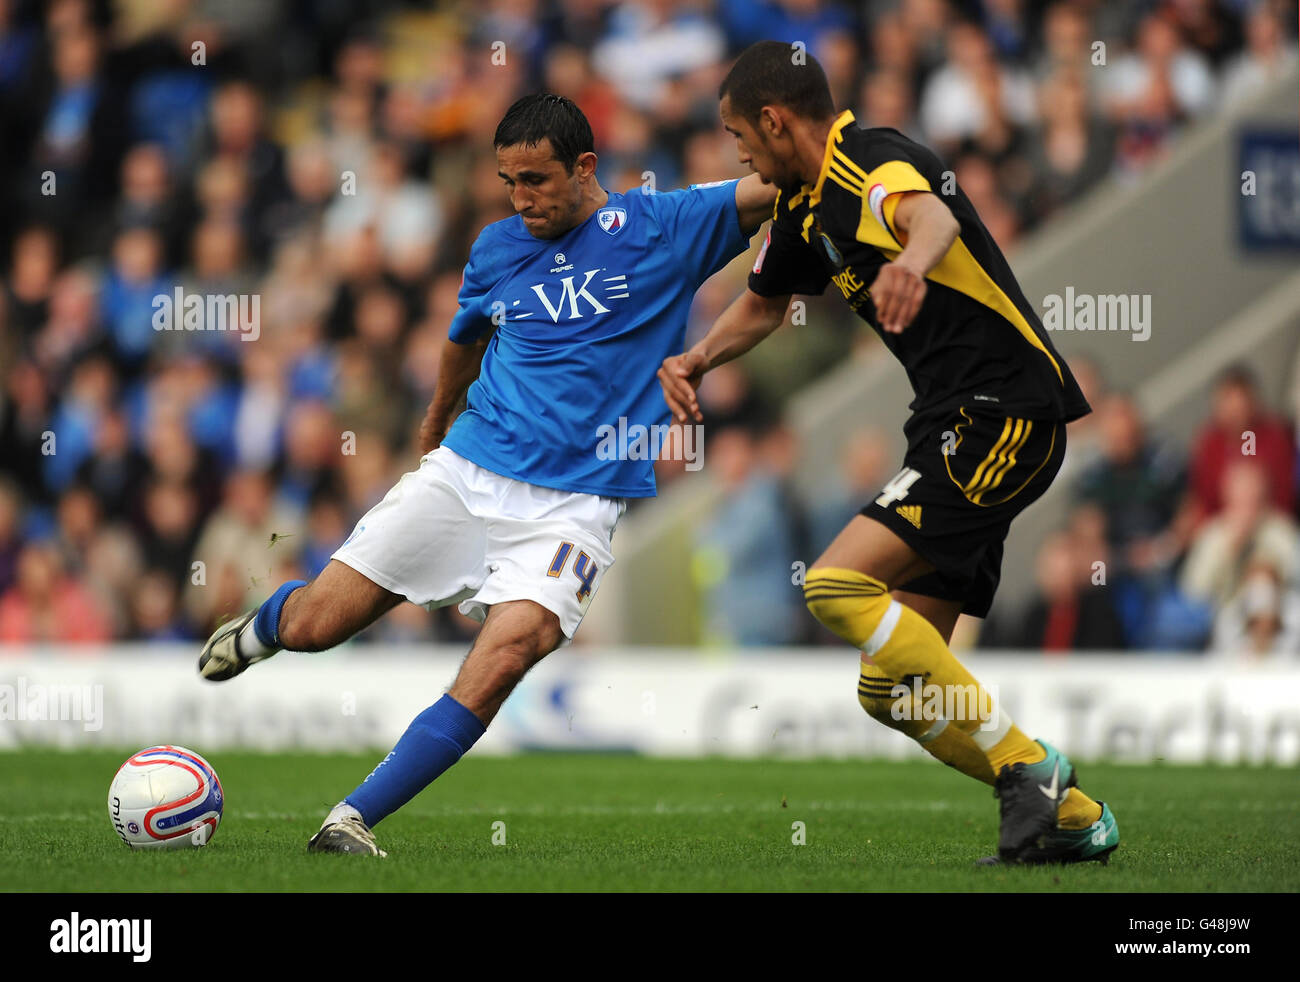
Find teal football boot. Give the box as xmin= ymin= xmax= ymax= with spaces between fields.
xmin=992 ymin=739 xmax=1077 ymax=862
xmin=977 ymin=801 xmax=1119 ymax=866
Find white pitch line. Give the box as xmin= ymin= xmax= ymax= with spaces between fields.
xmin=10 ymin=800 xmax=954 ymax=823
xmin=12 ymin=798 xmax=1295 ymax=824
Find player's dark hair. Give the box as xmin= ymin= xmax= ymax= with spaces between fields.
xmin=719 ymin=41 xmax=836 ymax=124
xmin=494 ymin=93 xmax=594 ymax=173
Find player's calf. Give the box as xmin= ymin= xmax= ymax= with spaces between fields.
xmin=310 ymin=600 xmax=564 ymax=855
xmin=198 ymin=562 xmax=402 ymax=682
xmin=448 ymin=599 xmax=565 ymax=724
xmin=276 ymin=560 xmax=403 ymax=652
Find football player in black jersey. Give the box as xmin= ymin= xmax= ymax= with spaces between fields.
xmin=659 ymin=41 xmax=1117 ymax=866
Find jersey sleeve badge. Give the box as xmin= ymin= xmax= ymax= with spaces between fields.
xmin=753 ymin=228 xmax=771 ymax=274
xmin=867 ymin=182 xmax=889 ymax=230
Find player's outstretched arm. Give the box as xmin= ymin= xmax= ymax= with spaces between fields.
xmin=734 ymin=174 xmax=780 ymax=233
xmin=659 ymin=288 xmax=790 ymax=423
xmin=870 ymin=191 xmax=960 ymax=334
xmin=418 ymin=336 xmax=491 ymax=453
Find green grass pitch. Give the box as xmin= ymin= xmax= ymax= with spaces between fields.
xmin=3 ymin=751 xmax=1297 ymax=892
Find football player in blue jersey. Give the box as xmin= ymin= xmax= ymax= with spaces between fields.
xmin=196 ymin=93 xmax=777 ymax=856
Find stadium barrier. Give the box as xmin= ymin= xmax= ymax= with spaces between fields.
xmin=1 ymin=647 xmax=1296 ymax=764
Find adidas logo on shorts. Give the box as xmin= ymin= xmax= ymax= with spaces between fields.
xmin=896 ymin=505 xmax=923 ymax=529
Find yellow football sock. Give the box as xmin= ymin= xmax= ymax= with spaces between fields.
xmin=807 ymin=567 xmax=1045 ymax=773
xmin=1056 ymin=788 xmax=1104 ymax=829
xmin=824 ymin=569 xmax=1107 ymax=825
xmin=858 ymin=659 xmax=996 ymax=783
xmin=985 ymin=729 xmax=1046 ymax=773
xmin=860 ymin=658 xmax=1105 ymax=823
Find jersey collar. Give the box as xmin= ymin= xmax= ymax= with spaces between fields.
xmin=805 ymin=109 xmax=856 ymax=209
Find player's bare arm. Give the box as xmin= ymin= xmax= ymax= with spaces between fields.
xmin=655 ymin=176 xmax=780 ymax=422
xmin=733 ymin=173 xmax=779 ymax=232
xmin=871 ymin=191 xmax=960 ymax=334
xmin=658 ymin=288 xmax=790 ymax=422
xmin=418 ymin=335 xmax=492 ymax=454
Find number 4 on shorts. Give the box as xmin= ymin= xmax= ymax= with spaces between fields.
xmin=875 ymin=467 xmax=922 ymax=508
xmin=547 ymin=541 xmax=598 ymax=601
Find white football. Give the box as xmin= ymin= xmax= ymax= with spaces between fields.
xmin=108 ymin=745 xmax=224 ymax=850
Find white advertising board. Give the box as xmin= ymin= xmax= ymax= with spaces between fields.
xmin=1 ymin=647 xmax=1297 ymax=764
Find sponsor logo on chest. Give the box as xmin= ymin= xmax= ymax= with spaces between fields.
xmin=506 ymin=261 xmax=632 ymax=323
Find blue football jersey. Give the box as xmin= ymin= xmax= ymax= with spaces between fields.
xmin=442 ymin=182 xmax=751 ymax=498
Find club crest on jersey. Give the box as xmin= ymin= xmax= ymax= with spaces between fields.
xmin=597 ymin=207 xmax=627 ymax=235
xmin=820 ymin=233 xmax=843 ymax=269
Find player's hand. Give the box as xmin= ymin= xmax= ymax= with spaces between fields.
xmin=658 ymin=351 xmax=707 ymax=423
xmin=869 ymin=262 xmax=926 ymax=334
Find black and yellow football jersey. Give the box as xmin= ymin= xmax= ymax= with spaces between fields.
xmin=749 ymin=110 xmax=1091 ymax=426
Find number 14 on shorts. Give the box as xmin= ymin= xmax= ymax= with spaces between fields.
xmin=547 ymin=542 xmax=598 ymax=600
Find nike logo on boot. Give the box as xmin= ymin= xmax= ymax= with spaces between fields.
xmin=1037 ymin=760 xmax=1061 ymax=801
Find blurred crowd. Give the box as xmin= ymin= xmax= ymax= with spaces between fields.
xmin=0 ymin=0 xmax=1296 ymax=646
xmin=981 ymin=362 xmax=1300 ymax=660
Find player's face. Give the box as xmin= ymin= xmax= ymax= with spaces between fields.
xmin=720 ymin=96 xmax=795 ymax=189
xmin=497 ymin=140 xmax=585 ymax=239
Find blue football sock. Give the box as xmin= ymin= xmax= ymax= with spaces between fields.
xmin=345 ymin=694 xmax=486 ymax=827
xmin=252 ymin=579 xmax=307 ymax=649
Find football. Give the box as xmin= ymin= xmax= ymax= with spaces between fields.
xmin=107 ymin=746 xmax=224 ymax=850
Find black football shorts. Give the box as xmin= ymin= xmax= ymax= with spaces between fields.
xmin=860 ymin=403 xmax=1066 ymax=617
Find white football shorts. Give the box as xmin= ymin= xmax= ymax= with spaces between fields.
xmin=331 ymin=447 xmax=625 ymax=639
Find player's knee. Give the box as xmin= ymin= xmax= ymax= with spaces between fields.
xmin=802 ymin=566 xmax=891 ymax=642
